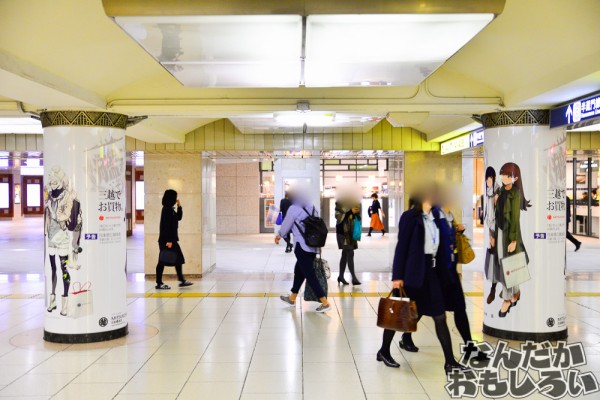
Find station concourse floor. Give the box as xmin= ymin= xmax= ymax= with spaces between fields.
xmin=0 ymin=217 xmax=599 ymax=399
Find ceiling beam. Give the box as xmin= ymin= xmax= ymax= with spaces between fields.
xmin=0 ymin=50 xmax=105 ymax=110
xmin=103 ymin=0 xmax=505 ymax=16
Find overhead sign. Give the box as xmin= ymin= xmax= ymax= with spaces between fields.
xmin=441 ymin=130 xmax=485 ymax=155
xmin=441 ymin=134 xmax=470 ymax=155
xmin=550 ymin=92 xmax=600 ymax=128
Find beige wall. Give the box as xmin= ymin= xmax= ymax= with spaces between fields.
xmin=144 ymin=153 xmax=203 ymax=278
xmin=216 ymin=162 xmax=260 ymax=234
xmin=404 ymin=151 xmax=463 ymax=219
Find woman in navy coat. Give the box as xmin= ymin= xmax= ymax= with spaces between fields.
xmin=377 ymin=194 xmax=469 ymax=373
xmin=399 ymin=204 xmax=487 ymax=362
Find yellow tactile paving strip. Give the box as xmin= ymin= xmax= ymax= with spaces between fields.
xmin=3 ymin=291 xmax=600 ymax=299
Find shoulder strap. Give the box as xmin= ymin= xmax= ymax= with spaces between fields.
xmin=302 ymin=206 xmax=315 ymax=217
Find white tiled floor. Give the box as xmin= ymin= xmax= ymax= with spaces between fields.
xmin=0 ymin=218 xmax=599 ymax=399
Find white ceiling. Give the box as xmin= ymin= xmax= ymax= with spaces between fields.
xmin=0 ymin=0 xmax=597 ymax=142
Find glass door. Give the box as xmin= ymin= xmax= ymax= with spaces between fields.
xmin=570 ymin=156 xmax=599 ymax=238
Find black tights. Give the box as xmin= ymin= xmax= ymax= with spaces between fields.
xmin=403 ymin=308 xmax=473 ymax=346
xmin=380 ymin=314 xmax=456 ymax=364
xmin=49 ymin=255 xmax=70 ymax=297
xmin=339 ymin=249 xmax=357 ymax=279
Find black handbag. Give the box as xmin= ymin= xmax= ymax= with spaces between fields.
xmin=159 ymin=249 xmax=178 ymax=265
xmin=304 ymin=255 xmax=329 ymax=302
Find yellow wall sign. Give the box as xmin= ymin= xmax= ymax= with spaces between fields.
xmin=440 ymin=134 xmax=470 ymax=155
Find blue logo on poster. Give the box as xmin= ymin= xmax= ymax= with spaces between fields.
xmin=84 ymin=233 xmax=98 ymax=240
xmin=534 ymin=233 xmax=547 ymax=239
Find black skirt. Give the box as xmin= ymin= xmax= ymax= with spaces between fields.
xmin=404 ymin=256 xmax=446 ymax=317
xmin=437 ymin=267 xmax=466 ymax=312
xmin=158 ymin=242 xmax=185 ymax=265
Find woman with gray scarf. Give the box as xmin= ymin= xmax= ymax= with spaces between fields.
xmin=484 ymin=166 xmax=501 ymax=304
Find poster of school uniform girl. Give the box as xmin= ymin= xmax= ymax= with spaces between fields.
xmin=483 ymin=116 xmax=567 ymax=341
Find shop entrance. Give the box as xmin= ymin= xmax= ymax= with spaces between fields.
xmin=568 ymin=154 xmax=599 ymax=238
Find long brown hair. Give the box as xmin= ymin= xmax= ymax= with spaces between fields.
xmin=499 ymin=162 xmax=531 ymax=211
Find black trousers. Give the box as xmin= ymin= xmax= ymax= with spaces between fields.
xmin=156 ymin=263 xmax=185 ymax=284
xmin=291 ymin=244 xmax=326 ymax=299
xmin=566 ymin=228 xmax=580 ymax=246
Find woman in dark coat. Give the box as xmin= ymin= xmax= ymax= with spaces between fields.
xmin=399 ymin=204 xmax=487 ymax=362
xmin=367 ymin=193 xmax=385 ymax=236
xmin=377 ymin=194 xmax=468 ymax=373
xmin=279 ymin=192 xmax=293 ymax=253
xmin=335 ymin=200 xmax=361 ymax=285
xmin=156 ymin=189 xmax=193 ymax=289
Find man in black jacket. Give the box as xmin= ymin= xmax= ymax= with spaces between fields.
xmin=566 ymin=196 xmax=581 ymax=251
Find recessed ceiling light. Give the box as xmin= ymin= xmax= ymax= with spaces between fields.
xmin=0 ymin=117 xmax=43 ymax=134
xmin=114 ymin=15 xmax=302 ymax=88
xmin=304 ymin=14 xmax=494 ymax=87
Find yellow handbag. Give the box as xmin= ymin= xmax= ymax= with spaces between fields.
xmin=455 ymin=223 xmax=475 ymax=264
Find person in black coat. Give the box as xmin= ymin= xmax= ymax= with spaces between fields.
xmin=156 ymin=189 xmax=193 ymax=289
xmin=566 ymin=196 xmax=581 ymax=251
xmin=399 ymin=205 xmax=487 ymax=362
xmin=279 ymin=192 xmax=293 ymax=253
xmin=377 ymin=194 xmax=469 ymax=374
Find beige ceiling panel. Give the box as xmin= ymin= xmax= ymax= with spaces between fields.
xmin=126 ymin=117 xmax=218 ymax=143
xmin=441 ymin=0 xmax=600 ymax=107
xmin=412 ymin=114 xmax=479 ymax=141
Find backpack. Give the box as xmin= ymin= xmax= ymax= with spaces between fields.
xmin=295 ymin=207 xmax=328 ymax=248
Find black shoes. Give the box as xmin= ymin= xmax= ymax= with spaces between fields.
xmin=352 ymin=278 xmax=362 ymax=285
xmin=285 ymin=244 xmax=293 ymax=253
xmin=444 ymin=361 xmax=471 ymax=374
xmin=575 ymin=242 xmax=581 ymax=252
xmin=377 ymin=351 xmax=400 ymax=368
xmin=498 ymin=302 xmax=512 ymax=318
xmin=337 ymin=276 xmax=349 ymax=285
xmin=179 ymin=281 xmax=193 ymax=287
xmin=399 ymin=340 xmax=419 ymax=353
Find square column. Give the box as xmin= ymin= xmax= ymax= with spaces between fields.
xmin=144 ymin=154 xmax=204 ymax=278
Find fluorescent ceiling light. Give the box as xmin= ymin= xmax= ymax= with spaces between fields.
xmin=274 ymin=111 xmax=336 ymax=127
xmin=0 ymin=117 xmax=43 ymax=134
xmin=305 ymin=14 xmax=494 ymax=87
xmin=114 ymin=15 xmax=302 ymax=88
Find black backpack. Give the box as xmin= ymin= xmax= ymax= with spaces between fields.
xmin=295 ymin=207 xmax=328 ymax=248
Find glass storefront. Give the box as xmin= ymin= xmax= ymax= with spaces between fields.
xmin=567 ymin=155 xmax=599 ymax=238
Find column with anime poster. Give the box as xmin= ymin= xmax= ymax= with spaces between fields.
xmin=41 ymin=111 xmax=128 ymax=343
xmin=481 ymin=110 xmax=567 ymax=340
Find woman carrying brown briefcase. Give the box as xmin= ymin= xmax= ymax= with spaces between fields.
xmin=377 ymin=192 xmax=469 ymax=374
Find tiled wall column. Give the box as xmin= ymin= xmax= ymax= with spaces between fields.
xmin=144 ymin=154 xmax=203 ymax=278
xmin=216 ymin=162 xmax=259 ymax=234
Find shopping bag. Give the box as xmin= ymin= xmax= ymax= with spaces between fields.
xmin=304 ymin=255 xmax=329 ymax=302
xmin=456 ymin=231 xmax=475 ymax=264
xmin=275 ymin=212 xmax=283 ymax=225
xmin=266 ymin=205 xmax=280 ymax=224
xmin=501 ymin=252 xmax=530 ymax=288
xmin=69 ymin=281 xmax=93 ymax=319
xmin=352 ymin=218 xmax=362 ymax=241
xmin=377 ymin=289 xmax=419 ymax=332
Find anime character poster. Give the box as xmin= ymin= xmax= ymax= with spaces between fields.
xmin=483 ymin=123 xmax=567 ymax=340
xmin=44 ymin=121 xmax=127 ymax=338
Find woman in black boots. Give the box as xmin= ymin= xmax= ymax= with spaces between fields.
xmin=335 ymin=200 xmax=361 ymax=285
xmin=377 ymin=193 xmax=468 ymax=374
xmin=155 ymin=189 xmax=193 ymax=289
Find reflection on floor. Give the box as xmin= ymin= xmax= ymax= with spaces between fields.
xmin=0 ymin=218 xmax=599 ymax=398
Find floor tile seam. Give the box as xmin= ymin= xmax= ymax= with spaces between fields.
xmin=359 ymin=292 xmax=428 ymax=395
xmin=46 ymin=349 xmax=114 ymax=399
xmin=113 ymin=293 xmax=210 ymax=399
xmin=172 ymin=294 xmax=241 ymax=400
xmin=237 ymin=296 xmax=270 ymax=399
xmin=0 ymin=347 xmax=58 ymax=393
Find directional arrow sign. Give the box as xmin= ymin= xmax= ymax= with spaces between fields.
xmin=566 ymin=105 xmax=572 ymax=124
